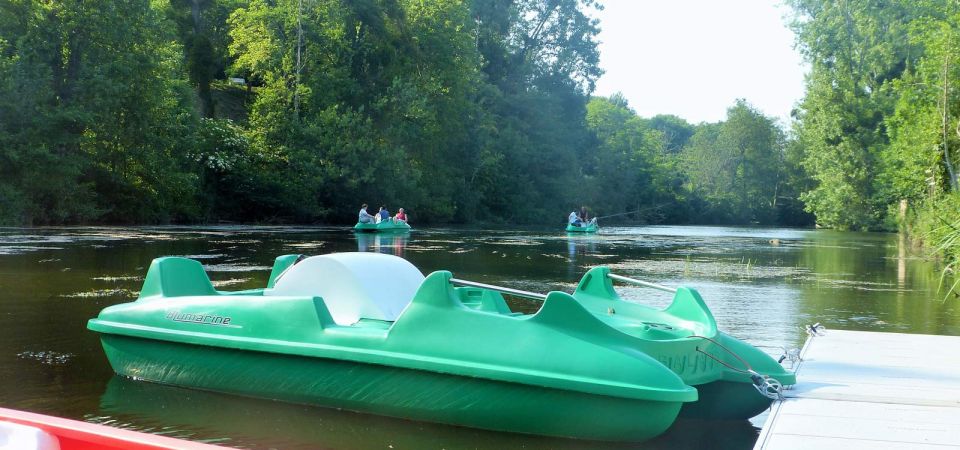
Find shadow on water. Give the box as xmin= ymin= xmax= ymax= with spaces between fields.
xmin=97 ymin=376 xmax=759 ymax=450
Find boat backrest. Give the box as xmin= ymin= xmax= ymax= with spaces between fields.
xmin=266 ymin=254 xmax=304 ymax=288
xmin=265 ymin=252 xmax=425 ymax=325
xmin=139 ymin=257 xmax=218 ymax=299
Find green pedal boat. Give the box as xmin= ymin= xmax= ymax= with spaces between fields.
xmin=88 ymin=253 xmax=793 ymax=441
xmin=354 ymin=220 xmax=411 ymax=232
xmin=569 ymin=269 xmax=795 ymax=419
xmin=566 ymin=221 xmax=598 ymax=233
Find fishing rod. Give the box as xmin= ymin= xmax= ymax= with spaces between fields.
xmin=592 ymin=204 xmax=666 ymax=221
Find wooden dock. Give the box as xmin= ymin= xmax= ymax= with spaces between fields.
xmin=754 ymin=329 xmax=960 ymax=449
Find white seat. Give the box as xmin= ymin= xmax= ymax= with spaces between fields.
xmin=0 ymin=421 xmax=60 ymax=450
xmin=265 ymin=252 xmax=425 ymax=325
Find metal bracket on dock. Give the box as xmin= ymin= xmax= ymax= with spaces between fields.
xmin=607 ymin=273 xmax=678 ymax=293
xmin=805 ymin=322 xmax=826 ymax=337
xmin=448 ymin=278 xmax=548 ymax=301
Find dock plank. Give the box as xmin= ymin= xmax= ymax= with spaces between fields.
xmin=754 ymin=330 xmax=960 ymax=449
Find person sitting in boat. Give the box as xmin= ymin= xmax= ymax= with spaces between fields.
xmin=579 ymin=206 xmax=597 ymax=227
xmin=358 ymin=204 xmax=376 ymax=224
xmin=569 ymin=210 xmax=583 ymax=227
xmin=378 ymin=206 xmax=391 ymax=223
xmin=394 ymin=208 xmax=408 ymax=223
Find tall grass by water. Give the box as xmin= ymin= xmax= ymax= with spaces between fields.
xmin=910 ymin=194 xmax=960 ymax=300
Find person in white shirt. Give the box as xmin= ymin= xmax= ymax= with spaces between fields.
xmin=358 ymin=204 xmax=376 ymax=224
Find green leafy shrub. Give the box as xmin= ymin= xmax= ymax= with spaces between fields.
xmin=910 ymin=194 xmax=960 ymax=299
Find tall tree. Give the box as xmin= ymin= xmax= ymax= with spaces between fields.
xmin=649 ymin=114 xmax=695 ymax=154
xmin=683 ymin=100 xmax=785 ymax=224
xmin=469 ymin=0 xmax=603 ymax=222
xmin=883 ymin=11 xmax=960 ymax=206
xmin=168 ymin=0 xmax=246 ymax=117
xmin=584 ymin=95 xmax=686 ymax=223
xmin=0 ymin=0 xmax=201 ymax=224
xmin=787 ymin=0 xmax=920 ymax=229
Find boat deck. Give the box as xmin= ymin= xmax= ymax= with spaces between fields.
xmin=753 ymin=330 xmax=960 ymax=449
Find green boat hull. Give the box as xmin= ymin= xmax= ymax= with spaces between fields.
xmin=99 ymin=334 xmax=681 ymax=441
xmin=570 ymin=267 xmax=796 ymax=419
xmin=565 ymin=223 xmax=598 ymax=233
xmin=88 ymin=253 xmax=793 ymax=440
xmin=678 ymin=380 xmax=774 ymax=420
xmin=354 ymin=221 xmax=411 ymax=232
xmin=89 ymin=254 xmax=699 ymax=442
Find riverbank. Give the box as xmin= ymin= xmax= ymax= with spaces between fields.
xmin=904 ymin=194 xmax=960 ymax=299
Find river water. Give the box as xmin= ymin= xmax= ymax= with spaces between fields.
xmin=0 ymin=225 xmax=957 ymax=449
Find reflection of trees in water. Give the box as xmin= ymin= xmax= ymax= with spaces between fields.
xmin=795 ymin=231 xmax=958 ymax=335
xmin=356 ymin=233 xmax=409 ymax=258
xmin=566 ymin=235 xmax=599 ymax=279
xmin=566 ymin=235 xmax=599 ymax=259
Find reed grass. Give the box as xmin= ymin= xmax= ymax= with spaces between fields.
xmin=910 ymin=193 xmax=960 ymax=300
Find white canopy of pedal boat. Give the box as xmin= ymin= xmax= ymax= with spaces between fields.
xmin=265 ymin=252 xmax=425 ymax=325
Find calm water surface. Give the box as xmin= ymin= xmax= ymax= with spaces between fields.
xmin=1 ymin=225 xmax=957 ymax=449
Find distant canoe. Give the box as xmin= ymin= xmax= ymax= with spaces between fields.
xmin=354 ymin=220 xmax=411 ymax=233
xmin=565 ymin=222 xmax=598 ymax=233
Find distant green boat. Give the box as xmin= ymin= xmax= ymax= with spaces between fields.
xmin=88 ymin=252 xmax=793 ymax=441
xmin=565 ymin=221 xmax=598 ymax=233
xmin=354 ymin=220 xmax=411 ymax=232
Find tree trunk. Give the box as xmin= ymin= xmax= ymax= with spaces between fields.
xmin=191 ymin=0 xmax=215 ymax=117
xmin=190 ymin=0 xmax=201 ymax=30
xmin=294 ymin=0 xmax=303 ymax=118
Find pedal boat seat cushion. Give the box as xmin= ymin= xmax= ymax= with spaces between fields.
xmin=264 ymin=252 xmax=425 ymax=325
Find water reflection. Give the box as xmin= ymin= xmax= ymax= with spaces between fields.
xmin=898 ymin=233 xmax=907 ymax=288
xmin=97 ymin=376 xmax=758 ymax=450
xmin=355 ymin=232 xmax=409 ymax=257
xmin=565 ymin=233 xmax=599 ymax=279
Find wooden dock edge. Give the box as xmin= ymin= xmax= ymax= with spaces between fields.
xmin=752 ymin=329 xmax=960 ymax=449
xmin=753 ymin=332 xmax=814 ymax=449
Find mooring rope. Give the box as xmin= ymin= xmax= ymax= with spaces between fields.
xmin=688 ymin=334 xmax=784 ymax=400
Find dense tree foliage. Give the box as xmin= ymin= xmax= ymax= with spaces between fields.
xmin=787 ymin=0 xmax=959 ymax=281
xmin=0 ymin=0 xmax=815 ymax=228
xmin=0 ymin=0 xmax=201 ymax=224
xmin=787 ymin=0 xmax=960 ymax=231
xmin=682 ymin=101 xmax=787 ymax=225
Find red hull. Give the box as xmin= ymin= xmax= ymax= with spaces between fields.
xmin=0 ymin=407 xmax=230 ymax=450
